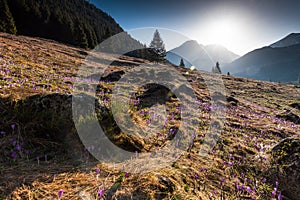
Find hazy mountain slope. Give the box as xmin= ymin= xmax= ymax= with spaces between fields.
xmin=270 ymin=33 xmax=300 ymax=48
xmin=166 ymin=40 xmax=239 ymax=71
xmin=205 ymin=44 xmax=239 ymax=63
xmin=0 ymin=33 xmax=299 ymax=200
xmin=227 ymin=42 xmax=300 ymax=83
xmin=166 ymin=51 xmax=193 ymax=68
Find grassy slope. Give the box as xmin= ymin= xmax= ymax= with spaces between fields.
xmin=0 ymin=33 xmax=300 ymax=200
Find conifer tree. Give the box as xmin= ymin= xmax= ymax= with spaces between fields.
xmin=0 ymin=0 xmax=17 ymax=34
xmin=77 ymin=23 xmax=89 ymax=49
xmin=179 ymin=58 xmax=185 ymax=67
xmin=149 ymin=30 xmax=166 ymax=62
xmin=212 ymin=62 xmax=222 ymax=74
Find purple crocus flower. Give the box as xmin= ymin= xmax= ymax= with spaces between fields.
xmin=96 ymin=168 xmax=100 ymax=174
xmin=16 ymin=144 xmax=22 ymax=151
xmin=58 ymin=189 xmax=63 ymax=199
xmin=11 ymin=151 xmax=17 ymax=159
xmin=246 ymin=186 xmax=252 ymax=193
xmin=272 ymin=190 xmax=276 ymax=197
xmin=98 ymin=189 xmax=104 ymax=199
xmin=11 ymin=124 xmax=15 ymax=130
xmin=278 ymin=192 xmax=282 ymax=200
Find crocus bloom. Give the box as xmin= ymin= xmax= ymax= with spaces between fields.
xmin=58 ymin=189 xmax=63 ymax=199
xmin=11 ymin=151 xmax=17 ymax=159
xmin=278 ymin=192 xmax=282 ymax=200
xmin=16 ymin=144 xmax=22 ymax=151
xmin=272 ymin=190 xmax=276 ymax=197
xmin=98 ymin=189 xmax=104 ymax=199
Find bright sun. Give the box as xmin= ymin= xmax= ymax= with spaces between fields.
xmin=198 ymin=18 xmax=243 ymax=54
xmin=209 ymin=20 xmax=237 ymax=44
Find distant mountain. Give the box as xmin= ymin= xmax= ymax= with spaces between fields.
xmin=0 ymin=0 xmax=124 ymax=49
xmin=166 ymin=40 xmax=239 ymax=71
xmin=270 ymin=33 xmax=300 ymax=48
xmin=226 ymin=34 xmax=300 ymax=83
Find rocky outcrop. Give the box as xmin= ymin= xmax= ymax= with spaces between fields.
xmin=276 ymin=111 xmax=300 ymax=124
xmin=268 ymin=137 xmax=300 ymax=200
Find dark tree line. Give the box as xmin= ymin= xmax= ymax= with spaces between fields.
xmin=0 ymin=1 xmax=168 ymax=62
xmin=1 ymin=0 xmax=124 ymax=49
xmin=0 ymin=0 xmax=17 ymax=34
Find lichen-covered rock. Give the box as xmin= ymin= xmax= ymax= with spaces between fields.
xmin=268 ymin=137 xmax=300 ymax=200
xmin=276 ymin=111 xmax=300 ymax=124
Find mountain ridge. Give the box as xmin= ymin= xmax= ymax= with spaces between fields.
xmin=166 ymin=40 xmax=239 ymax=71
xmin=226 ymin=33 xmax=300 ymax=83
xmin=270 ymin=33 xmax=300 ymax=48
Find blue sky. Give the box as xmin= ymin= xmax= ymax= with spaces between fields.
xmin=89 ymin=0 xmax=300 ymax=55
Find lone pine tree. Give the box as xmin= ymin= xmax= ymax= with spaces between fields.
xmin=179 ymin=58 xmax=185 ymax=67
xmin=149 ymin=30 xmax=166 ymax=62
xmin=212 ymin=62 xmax=222 ymax=74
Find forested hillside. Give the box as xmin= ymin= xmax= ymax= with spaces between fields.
xmin=0 ymin=0 xmax=124 ymax=49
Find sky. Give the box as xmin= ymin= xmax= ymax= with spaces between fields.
xmin=88 ymin=0 xmax=300 ymax=56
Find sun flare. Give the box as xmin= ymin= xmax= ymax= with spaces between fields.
xmin=198 ymin=18 xmax=244 ymax=54
xmin=209 ymin=19 xmax=237 ymax=44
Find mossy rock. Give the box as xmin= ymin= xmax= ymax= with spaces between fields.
xmin=268 ymin=137 xmax=300 ymax=199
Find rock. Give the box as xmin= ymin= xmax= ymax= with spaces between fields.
xmin=77 ymin=50 xmax=88 ymax=56
xmin=100 ymin=70 xmax=125 ymax=82
xmin=276 ymin=112 xmax=300 ymax=124
xmin=268 ymin=137 xmax=300 ymax=200
xmin=227 ymin=96 xmax=238 ymax=106
xmin=290 ymin=102 xmax=300 ymax=111
xmin=157 ymin=175 xmax=175 ymax=193
xmin=271 ymin=86 xmax=277 ymax=91
xmin=137 ymin=83 xmax=175 ymax=108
